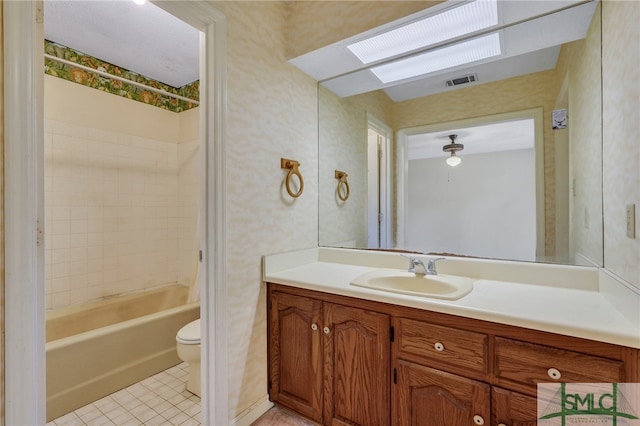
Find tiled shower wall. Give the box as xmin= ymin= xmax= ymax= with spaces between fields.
xmin=177 ymin=108 xmax=200 ymax=293
xmin=44 ymin=76 xmax=198 ymax=310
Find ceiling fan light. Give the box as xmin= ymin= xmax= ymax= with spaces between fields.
xmin=446 ymin=152 xmax=462 ymax=167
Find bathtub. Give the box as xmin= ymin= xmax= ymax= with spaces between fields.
xmin=46 ymin=284 xmax=199 ymax=421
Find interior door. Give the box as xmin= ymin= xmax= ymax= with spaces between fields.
xmin=367 ymin=115 xmax=392 ymax=248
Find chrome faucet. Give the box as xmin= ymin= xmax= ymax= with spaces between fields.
xmin=402 ymin=255 xmax=445 ymax=276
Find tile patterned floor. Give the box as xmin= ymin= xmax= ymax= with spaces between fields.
xmin=47 ymin=362 xmax=201 ymax=426
xmin=250 ymin=406 xmax=319 ymax=426
xmin=48 ymin=361 xmax=315 ymax=426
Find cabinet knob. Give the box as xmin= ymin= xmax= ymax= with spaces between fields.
xmin=311 ymin=323 xmax=318 ymax=331
xmin=434 ymin=342 xmax=445 ymax=352
xmin=547 ymin=367 xmax=562 ymax=380
xmin=472 ymin=415 xmax=484 ymax=425
xmin=323 ymin=326 xmax=330 ymax=334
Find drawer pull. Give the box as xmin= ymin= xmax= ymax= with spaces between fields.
xmin=311 ymin=323 xmax=318 ymax=331
xmin=323 ymin=327 xmax=330 ymax=334
xmin=547 ymin=368 xmax=562 ymax=380
xmin=498 ymin=424 xmax=507 ymax=426
xmin=434 ymin=342 xmax=445 ymax=352
xmin=472 ymin=415 xmax=484 ymax=425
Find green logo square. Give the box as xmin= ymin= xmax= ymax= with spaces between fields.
xmin=538 ymin=383 xmax=640 ymax=425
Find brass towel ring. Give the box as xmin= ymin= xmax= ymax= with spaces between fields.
xmin=335 ymin=170 xmax=350 ymax=201
xmin=281 ymin=158 xmax=304 ymax=198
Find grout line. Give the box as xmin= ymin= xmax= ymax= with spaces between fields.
xmin=48 ymin=363 xmax=200 ymax=426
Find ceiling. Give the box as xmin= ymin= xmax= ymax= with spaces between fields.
xmin=296 ymin=0 xmax=598 ymax=101
xmin=43 ymin=0 xmax=596 ymax=99
xmin=44 ymin=0 xmax=200 ymax=88
xmin=407 ymin=118 xmax=535 ymax=160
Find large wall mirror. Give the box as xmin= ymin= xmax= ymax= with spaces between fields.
xmin=316 ymin=0 xmax=603 ymax=266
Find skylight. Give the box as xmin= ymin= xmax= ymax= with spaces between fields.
xmin=347 ymin=0 xmax=499 ymax=65
xmin=370 ymin=32 xmax=502 ymax=84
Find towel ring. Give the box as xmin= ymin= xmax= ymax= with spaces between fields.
xmin=335 ymin=170 xmax=350 ymax=201
xmin=281 ymin=158 xmax=304 ymax=198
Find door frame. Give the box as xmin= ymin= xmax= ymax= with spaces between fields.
xmin=366 ymin=114 xmax=393 ymax=248
xmin=395 ymin=107 xmax=545 ymax=257
xmin=2 ymin=2 xmax=228 ymax=424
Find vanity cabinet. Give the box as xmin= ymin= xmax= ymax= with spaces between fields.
xmin=268 ymin=289 xmax=390 ymax=426
xmin=393 ymin=317 xmax=488 ymax=380
xmin=492 ymin=387 xmax=538 ymax=426
xmin=267 ymin=283 xmax=639 ymax=426
xmin=394 ymin=359 xmax=490 ymax=426
xmin=268 ymin=291 xmax=323 ymax=422
xmin=392 ymin=316 xmax=491 ymax=425
xmin=493 ymin=336 xmax=625 ymax=396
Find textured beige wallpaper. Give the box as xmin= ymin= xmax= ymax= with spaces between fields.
xmin=211 ymin=1 xmax=319 ymax=419
xmin=0 ymin=1 xmax=5 ymax=422
xmin=319 ymin=88 xmax=394 ymax=247
xmin=602 ymin=0 xmax=640 ymax=288
xmin=319 ymin=87 xmax=369 ymax=247
xmin=566 ymin=5 xmax=603 ymax=265
xmin=285 ymin=1 xmax=441 ymax=59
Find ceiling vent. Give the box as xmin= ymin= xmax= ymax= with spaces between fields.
xmin=445 ymin=74 xmax=478 ymax=87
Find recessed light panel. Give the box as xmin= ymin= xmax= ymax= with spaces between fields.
xmin=347 ymin=0 xmax=498 ymax=64
xmin=370 ymin=32 xmax=501 ymax=84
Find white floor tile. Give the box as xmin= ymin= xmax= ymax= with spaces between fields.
xmin=50 ymin=362 xmax=200 ymax=426
xmin=145 ymin=415 xmax=170 ymax=425
xmin=167 ymin=412 xmax=190 ymax=426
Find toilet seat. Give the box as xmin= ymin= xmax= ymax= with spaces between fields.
xmin=177 ymin=319 xmax=200 ymax=345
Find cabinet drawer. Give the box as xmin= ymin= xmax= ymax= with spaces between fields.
xmin=395 ymin=317 xmax=488 ymax=377
xmin=494 ymin=337 xmax=624 ymax=394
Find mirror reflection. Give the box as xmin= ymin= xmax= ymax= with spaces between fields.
xmin=317 ymin=1 xmax=603 ymax=266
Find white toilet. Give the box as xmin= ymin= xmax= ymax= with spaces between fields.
xmin=176 ymin=319 xmax=201 ymax=397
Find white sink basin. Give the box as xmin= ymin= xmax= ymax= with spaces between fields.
xmin=350 ymin=269 xmax=475 ymax=300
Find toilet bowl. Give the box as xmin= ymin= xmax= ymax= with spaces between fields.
xmin=176 ymin=319 xmax=201 ymax=397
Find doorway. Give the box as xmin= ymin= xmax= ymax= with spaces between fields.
xmin=366 ymin=114 xmax=392 ymax=248
xmin=396 ymin=108 xmax=544 ymax=261
xmin=3 ymin=2 xmax=228 ymax=425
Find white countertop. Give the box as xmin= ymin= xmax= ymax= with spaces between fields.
xmin=263 ymin=248 xmax=640 ymax=349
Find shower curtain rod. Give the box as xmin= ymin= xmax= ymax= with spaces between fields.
xmin=44 ymin=53 xmax=200 ymax=105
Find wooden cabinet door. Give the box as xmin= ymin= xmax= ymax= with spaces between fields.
xmin=323 ymin=303 xmax=390 ymax=426
xmin=492 ymin=387 xmax=539 ymax=426
xmin=269 ymin=291 xmax=323 ymax=423
xmin=394 ymin=360 xmax=490 ymax=426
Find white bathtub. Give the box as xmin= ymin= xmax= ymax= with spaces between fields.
xmin=45 ymin=284 xmax=199 ymax=421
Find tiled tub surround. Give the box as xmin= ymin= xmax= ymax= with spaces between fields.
xmin=44 ymin=76 xmax=200 ymax=309
xmin=46 ymin=284 xmax=199 ymax=421
xmin=263 ymin=248 xmax=640 ymax=349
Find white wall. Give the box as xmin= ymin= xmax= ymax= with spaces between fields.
xmin=406 ymin=149 xmax=537 ymax=261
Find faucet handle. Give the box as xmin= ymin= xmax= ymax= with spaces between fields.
xmin=400 ymin=254 xmax=420 ymax=272
xmin=427 ymin=257 xmax=445 ymax=275
xmin=400 ymin=254 xmax=416 ymax=263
